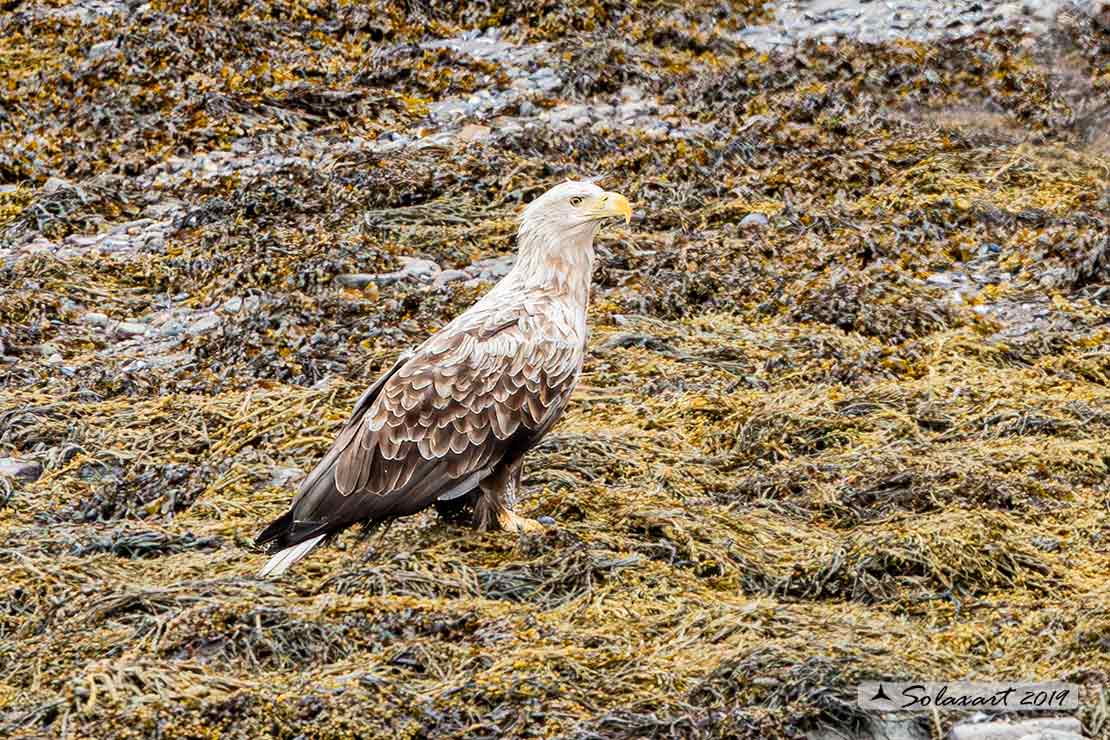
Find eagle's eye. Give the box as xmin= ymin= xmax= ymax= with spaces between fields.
xmin=569 ymin=196 xmax=584 ymax=207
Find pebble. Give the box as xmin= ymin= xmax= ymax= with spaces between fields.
xmin=455 ymin=123 xmax=492 ymax=143
xmin=337 ymin=257 xmax=441 ymax=288
xmin=336 ymin=273 xmax=385 ymax=288
xmin=470 ymin=255 xmax=515 ymax=279
xmin=43 ymin=176 xmax=75 ymax=194
xmin=0 ymin=458 xmax=43 ymax=482
xmin=110 ymin=218 xmax=152 ymax=235
xmin=949 ymin=717 xmax=1082 ymax=740
xmin=432 ymin=269 xmax=469 ymax=287
xmin=977 ymin=242 xmax=1002 ymax=259
xmin=220 ymin=296 xmax=243 ymax=314
xmin=82 ymin=312 xmax=110 ymax=328
xmin=270 ymin=467 xmax=305 ymax=488
xmin=740 ymin=212 xmax=770 ymax=229
xmin=397 ymin=256 xmax=441 ymax=278
xmin=621 ymin=85 xmax=645 ymax=101
xmin=66 ymin=234 xmax=103 ymax=248
xmin=142 ymin=201 xmax=183 ymax=219
xmin=158 ymin=320 xmax=186 ymax=338
xmin=736 ymin=0 xmax=1075 ymax=51
xmin=187 ymin=314 xmax=221 ymax=336
xmin=115 ymin=321 xmax=149 ymax=337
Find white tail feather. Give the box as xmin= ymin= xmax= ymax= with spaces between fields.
xmin=258 ymin=533 xmax=326 ymax=578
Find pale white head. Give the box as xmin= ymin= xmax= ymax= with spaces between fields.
xmin=506 ymin=180 xmax=632 ymax=298
xmin=519 ymin=180 xmax=632 ymax=242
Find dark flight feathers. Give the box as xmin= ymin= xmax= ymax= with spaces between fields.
xmin=255 ymin=314 xmax=581 ymax=555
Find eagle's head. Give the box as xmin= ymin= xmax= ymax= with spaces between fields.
xmin=520 ymin=180 xmax=632 ymax=239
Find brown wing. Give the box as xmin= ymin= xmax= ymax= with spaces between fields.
xmin=256 ymin=317 xmax=581 ymax=551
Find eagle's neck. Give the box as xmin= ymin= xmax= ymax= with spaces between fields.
xmin=507 ymin=222 xmax=596 ymax=306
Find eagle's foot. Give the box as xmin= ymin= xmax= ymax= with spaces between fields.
xmin=496 ymin=509 xmax=549 ymax=535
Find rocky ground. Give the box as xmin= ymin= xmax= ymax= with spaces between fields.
xmin=1 ymin=1 xmax=1109 ymax=738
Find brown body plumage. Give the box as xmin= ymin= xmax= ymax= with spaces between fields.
xmin=256 ymin=181 xmax=631 ymax=576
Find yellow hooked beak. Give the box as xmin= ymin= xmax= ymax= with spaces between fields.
xmin=590 ymin=191 xmax=632 ymax=225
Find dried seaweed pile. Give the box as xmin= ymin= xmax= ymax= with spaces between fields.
xmin=2 ymin=1 xmax=1109 ymax=738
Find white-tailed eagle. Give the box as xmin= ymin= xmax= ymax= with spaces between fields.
xmin=255 ymin=181 xmax=631 ymax=576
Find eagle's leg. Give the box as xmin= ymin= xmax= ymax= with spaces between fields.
xmin=475 ymin=461 xmax=547 ymax=534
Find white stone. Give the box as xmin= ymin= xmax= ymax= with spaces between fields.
xmin=398 ymin=256 xmax=441 ymax=278
xmin=270 ymin=466 xmax=305 ymax=488
xmin=949 ymin=718 xmax=1082 ymax=740
xmin=116 ymin=321 xmax=148 ymax=337
xmin=740 ymin=212 xmax=770 ymax=229
xmin=187 ymin=313 xmax=221 ymax=336
xmin=0 ymin=458 xmax=42 ymax=482
xmin=82 ymin=312 xmax=110 ymax=327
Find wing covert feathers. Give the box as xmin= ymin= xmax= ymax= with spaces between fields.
xmin=255 ymin=303 xmax=584 ymax=564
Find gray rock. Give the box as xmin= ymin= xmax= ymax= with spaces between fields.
xmin=470 ymin=255 xmax=515 ymax=278
xmin=397 ymin=256 xmax=441 ymax=278
xmin=621 ymin=84 xmax=645 ymax=101
xmin=337 ymin=259 xmax=440 ymax=288
xmin=66 ymin=234 xmax=104 ymax=248
xmin=0 ymin=458 xmax=42 ymax=482
xmin=619 ymin=101 xmax=646 ymax=119
xmin=336 ymin=273 xmax=381 ymax=288
xmin=270 ymin=466 xmax=305 ymax=488
xmin=142 ymin=201 xmax=183 ymax=219
xmin=142 ymin=233 xmax=166 ymax=251
xmin=1017 ymin=731 xmax=1085 ymax=740
xmin=187 ymin=313 xmax=221 ymax=336
xmin=45 ymin=353 xmax=64 ymax=366
xmin=82 ymin=311 xmax=110 ymax=328
xmin=432 ymin=269 xmax=469 ymax=287
xmin=428 ymin=99 xmax=472 ymax=121
xmin=43 ymin=176 xmax=75 ymax=194
xmin=102 ymin=236 xmax=133 ymax=252
xmin=127 ymin=351 xmax=194 ymax=371
xmin=533 ymin=69 xmax=562 ymax=92
xmin=110 ymin=218 xmax=152 ymax=235
xmin=550 ymin=104 xmax=589 ymax=121
xmin=116 ymin=321 xmax=148 ymax=338
xmin=739 ymin=212 xmax=770 ymax=229
xmin=220 ymin=296 xmax=243 ymax=314
xmin=158 ymin=320 xmax=186 ymax=338
xmin=949 ymin=718 xmax=1082 ymax=740
xmin=977 ymin=242 xmax=1002 ymax=259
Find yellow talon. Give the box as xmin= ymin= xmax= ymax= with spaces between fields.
xmin=497 ymin=510 xmax=547 ymax=534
